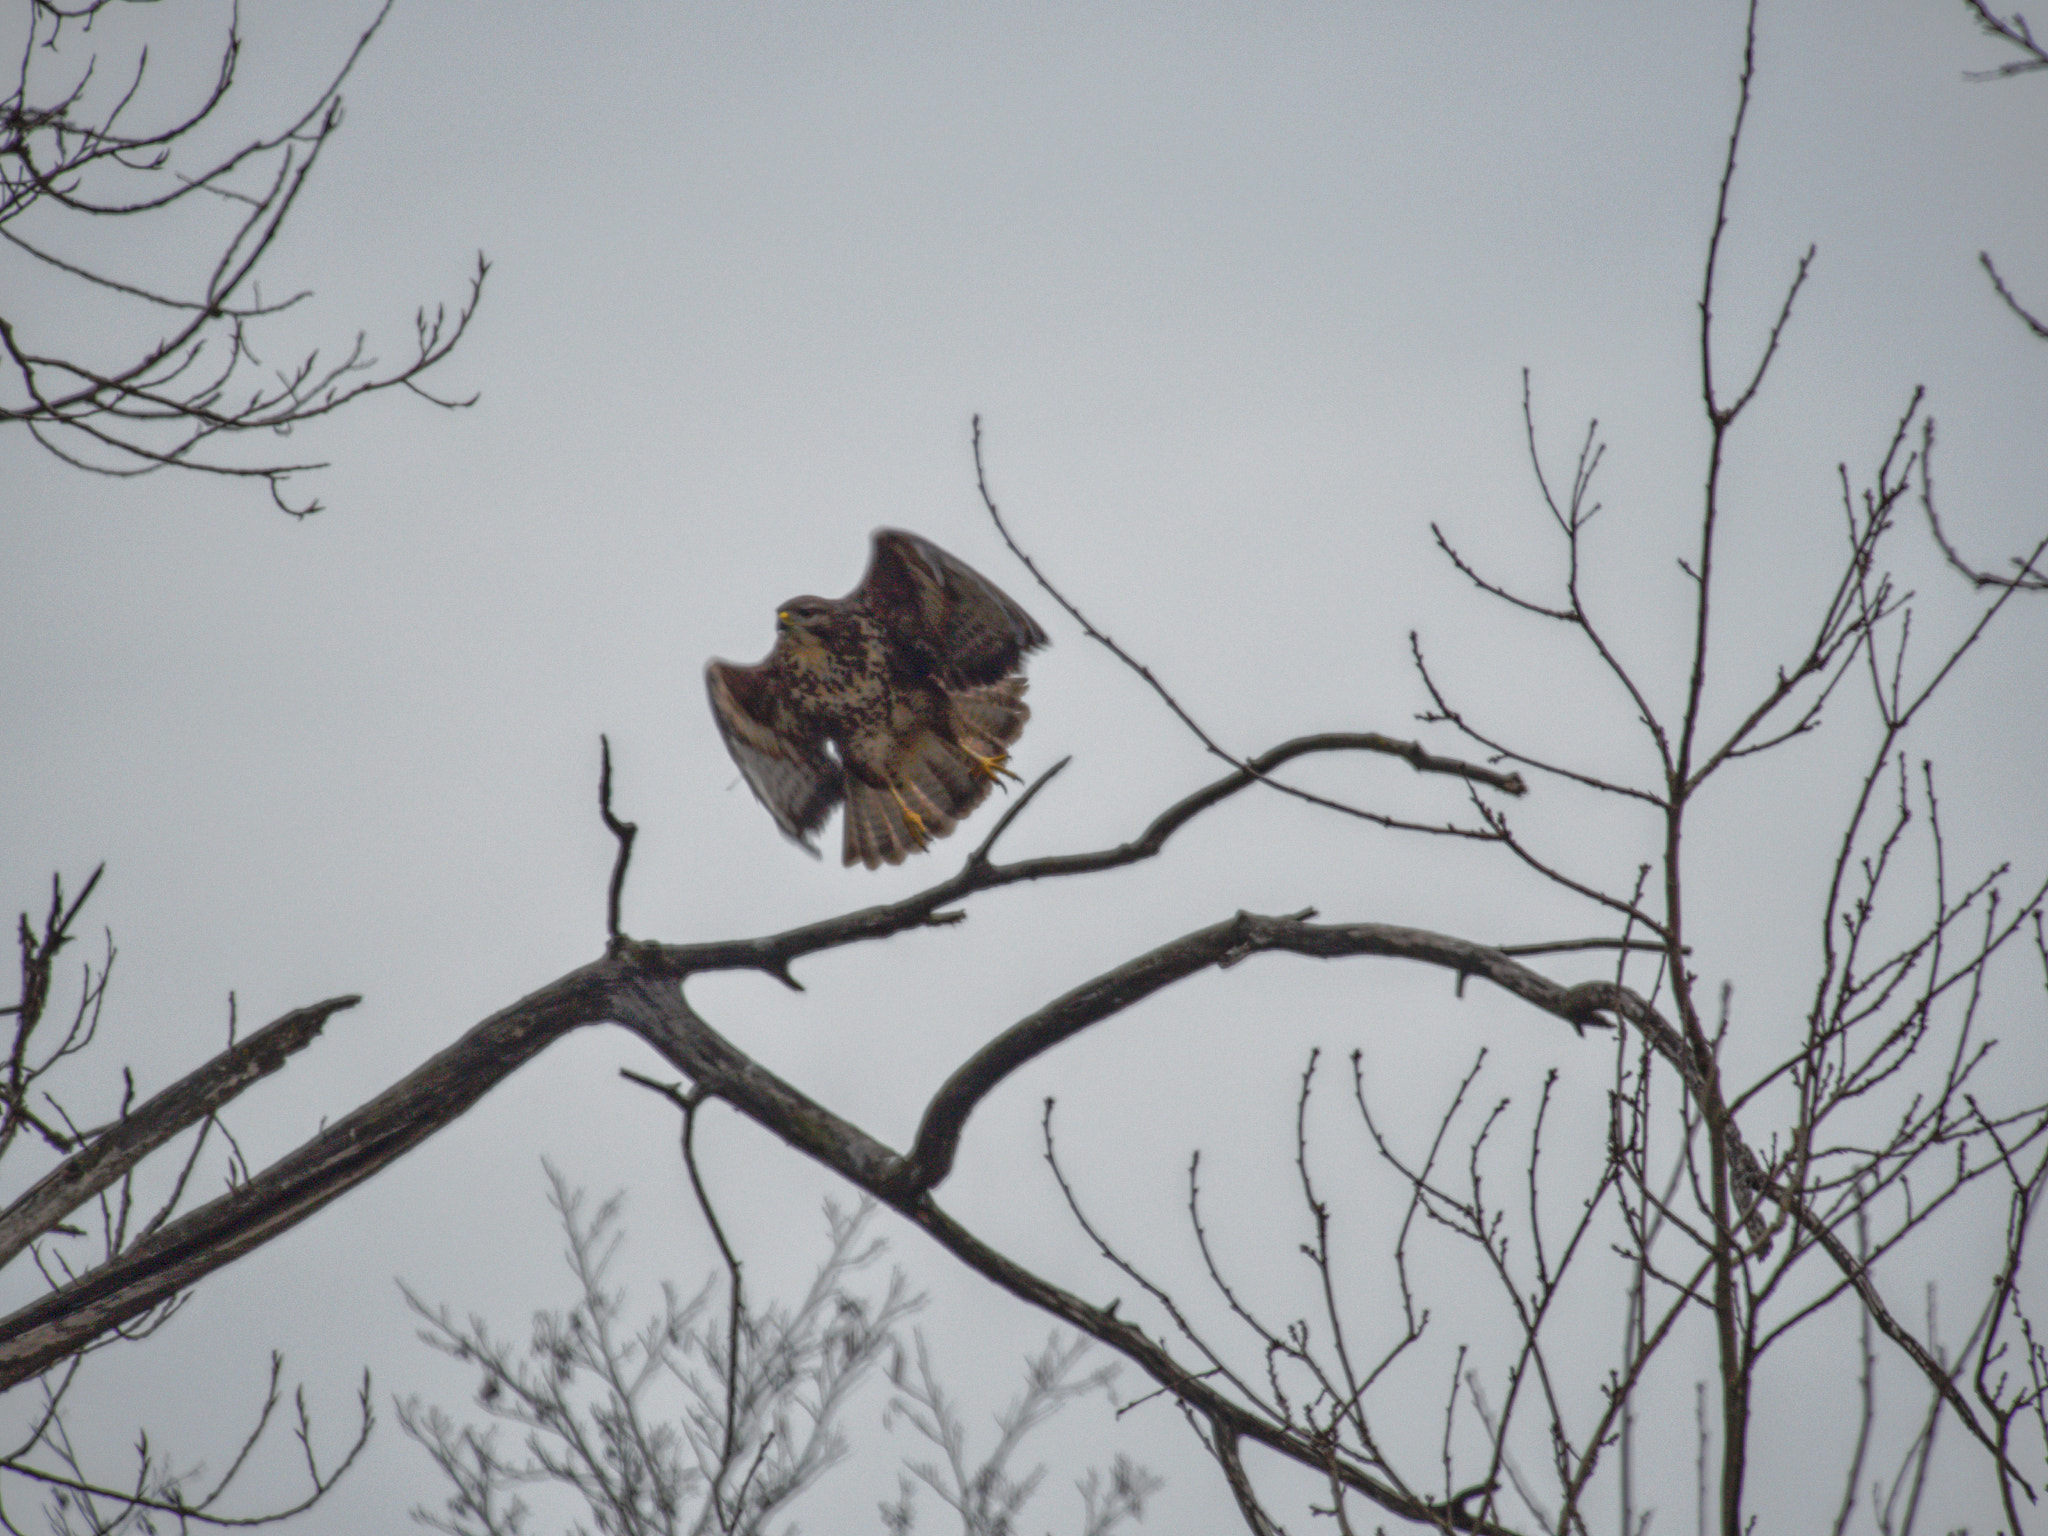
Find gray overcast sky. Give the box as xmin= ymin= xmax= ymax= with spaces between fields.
xmin=5 ymin=0 xmax=2047 ymax=1529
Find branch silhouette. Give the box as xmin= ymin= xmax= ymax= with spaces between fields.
xmin=1 ymin=0 xmax=486 ymax=512
xmin=0 ymin=736 xmax=1603 ymax=1535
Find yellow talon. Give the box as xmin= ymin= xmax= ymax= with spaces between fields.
xmin=890 ymin=787 xmax=930 ymax=846
xmin=972 ymin=751 xmax=1022 ymax=787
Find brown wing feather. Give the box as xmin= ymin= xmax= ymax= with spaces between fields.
xmin=704 ymin=659 xmax=842 ymax=854
xmin=855 ymin=529 xmax=1049 ymax=686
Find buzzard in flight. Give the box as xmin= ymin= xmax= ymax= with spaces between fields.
xmin=706 ymin=529 xmax=1049 ymax=868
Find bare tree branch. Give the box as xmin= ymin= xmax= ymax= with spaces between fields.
xmin=0 ymin=993 xmax=358 ymax=1273
xmin=0 ymin=0 xmax=486 ymax=512
xmin=1961 ymin=0 xmax=2048 ymax=78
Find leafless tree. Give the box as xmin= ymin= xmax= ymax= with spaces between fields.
xmin=398 ymin=1168 xmax=921 ymax=1536
xmin=396 ymin=1156 xmax=1154 ymax=1536
xmin=0 ymin=0 xmax=483 ymax=1514
xmin=0 ymin=867 xmax=370 ymax=1531
xmin=879 ymin=1331 xmax=1162 ymax=1536
xmin=0 ymin=3 xmax=2041 ymax=1534
xmin=1 ymin=0 xmax=485 ymax=514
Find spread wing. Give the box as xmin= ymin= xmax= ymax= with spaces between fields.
xmin=854 ymin=528 xmax=1049 ymax=686
xmin=705 ymin=659 xmax=842 ymax=854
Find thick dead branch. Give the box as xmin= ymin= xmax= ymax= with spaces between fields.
xmin=0 ymin=856 xmax=1758 ymax=1536
xmin=897 ymin=913 xmax=1609 ymax=1196
xmin=0 ymin=994 xmax=358 ymax=1272
xmin=0 ymin=922 xmax=1538 ymax=1534
xmin=0 ymin=741 xmax=1608 ymax=1536
xmin=0 ymin=961 xmax=616 ymax=1386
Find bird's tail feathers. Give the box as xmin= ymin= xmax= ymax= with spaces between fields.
xmin=842 ymin=727 xmax=1001 ymax=868
xmin=898 ymin=735 xmax=984 ymax=826
xmin=844 ymin=778 xmax=921 ymax=868
xmin=840 ymin=679 xmax=1032 ymax=868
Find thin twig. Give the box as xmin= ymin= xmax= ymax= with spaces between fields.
xmin=598 ymin=735 xmax=637 ymax=940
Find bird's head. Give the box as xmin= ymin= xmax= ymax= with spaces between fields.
xmin=775 ymin=597 xmax=837 ymax=652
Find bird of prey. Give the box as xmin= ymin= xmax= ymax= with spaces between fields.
xmin=706 ymin=529 xmax=1049 ymax=868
